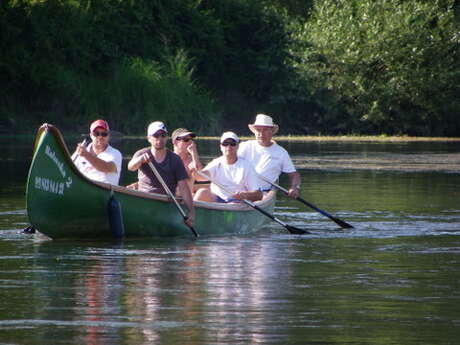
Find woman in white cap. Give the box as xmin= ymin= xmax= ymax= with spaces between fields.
xmin=72 ymin=119 xmax=122 ymax=185
xmin=194 ymin=131 xmax=262 ymax=203
xmin=127 ymin=121 xmax=195 ymax=227
xmin=238 ymin=114 xmax=301 ymax=198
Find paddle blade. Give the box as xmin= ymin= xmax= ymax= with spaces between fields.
xmin=189 ymin=226 xmax=199 ymax=238
xmin=285 ymin=225 xmax=310 ymax=235
xmin=296 ymin=197 xmax=353 ymax=229
xmin=332 ymin=217 xmax=354 ymax=229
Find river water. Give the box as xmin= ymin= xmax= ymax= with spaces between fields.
xmin=1 ymin=134 xmax=459 ymax=344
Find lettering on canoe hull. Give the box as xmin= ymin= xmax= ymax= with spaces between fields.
xmin=45 ymin=145 xmax=66 ymax=178
xmin=35 ymin=176 xmax=65 ymax=195
xmin=38 ymin=144 xmax=73 ymax=195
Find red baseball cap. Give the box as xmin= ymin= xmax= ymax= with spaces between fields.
xmin=90 ymin=119 xmax=110 ymax=132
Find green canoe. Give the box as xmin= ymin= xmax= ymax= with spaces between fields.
xmin=26 ymin=124 xmax=276 ymax=239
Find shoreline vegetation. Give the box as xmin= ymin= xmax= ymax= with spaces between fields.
xmin=1 ymin=0 xmax=459 ymax=136
xmin=6 ymin=131 xmax=460 ymax=142
xmin=124 ymin=135 xmax=460 ymax=142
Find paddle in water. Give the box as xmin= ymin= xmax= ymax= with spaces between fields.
xmin=197 ymin=171 xmax=309 ymax=235
xmin=257 ymin=174 xmax=353 ymax=229
xmin=147 ymin=161 xmax=198 ymax=238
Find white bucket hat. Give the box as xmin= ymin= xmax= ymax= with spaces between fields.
xmin=220 ymin=131 xmax=239 ymax=143
xmin=147 ymin=121 xmax=168 ymax=136
xmin=248 ymin=114 xmax=279 ymax=134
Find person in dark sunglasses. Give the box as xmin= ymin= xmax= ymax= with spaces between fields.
xmin=172 ymin=128 xmax=203 ymax=193
xmin=128 ymin=121 xmax=195 ymax=227
xmin=194 ymin=131 xmax=262 ymax=203
xmin=71 ymin=119 xmax=122 ymax=185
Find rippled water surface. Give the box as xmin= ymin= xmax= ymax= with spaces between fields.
xmin=0 ymin=135 xmax=459 ymax=344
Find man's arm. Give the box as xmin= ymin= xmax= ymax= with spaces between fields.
xmin=177 ymin=179 xmax=195 ymax=227
xmin=194 ymin=169 xmax=209 ymax=182
xmin=78 ymin=147 xmax=117 ymax=173
xmin=234 ymin=190 xmax=263 ymax=202
xmin=128 ymin=153 xmax=147 ymax=171
xmin=286 ymin=171 xmax=301 ymax=198
xmin=187 ymin=141 xmax=203 ymax=171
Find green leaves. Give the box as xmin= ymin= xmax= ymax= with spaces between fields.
xmin=295 ymin=0 xmax=460 ymax=135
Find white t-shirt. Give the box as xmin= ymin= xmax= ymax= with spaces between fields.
xmin=203 ymin=156 xmax=260 ymax=201
xmin=238 ymin=140 xmax=296 ymax=190
xmin=73 ymin=144 xmax=122 ymax=185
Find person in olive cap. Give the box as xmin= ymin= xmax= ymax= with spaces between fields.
xmin=171 ymin=128 xmax=202 ymax=192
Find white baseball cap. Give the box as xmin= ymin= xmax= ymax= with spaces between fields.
xmin=220 ymin=131 xmax=239 ymax=143
xmin=147 ymin=121 xmax=168 ymax=136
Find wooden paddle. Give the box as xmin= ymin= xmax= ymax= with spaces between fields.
xmin=147 ymin=161 xmax=198 ymax=238
xmin=257 ymin=175 xmax=354 ymax=229
xmin=197 ymin=171 xmax=309 ymax=235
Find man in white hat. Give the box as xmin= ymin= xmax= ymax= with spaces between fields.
xmin=128 ymin=121 xmax=195 ymax=227
xmin=194 ymin=131 xmax=262 ymax=203
xmin=238 ymin=114 xmax=301 ymax=198
xmin=72 ymin=119 xmax=122 ymax=185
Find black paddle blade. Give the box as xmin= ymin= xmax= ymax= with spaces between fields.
xmin=332 ymin=217 xmax=354 ymax=229
xmin=22 ymin=225 xmax=36 ymax=234
xmin=285 ymin=225 xmax=310 ymax=235
xmin=183 ymin=216 xmax=199 ymax=238
xmin=188 ymin=225 xmax=199 ymax=238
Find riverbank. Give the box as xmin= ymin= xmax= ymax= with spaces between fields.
xmin=124 ymin=135 xmax=460 ymax=142
xmin=274 ymin=135 xmax=460 ymax=142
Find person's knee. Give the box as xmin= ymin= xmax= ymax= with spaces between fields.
xmin=193 ymin=188 xmax=207 ymax=201
xmin=193 ymin=188 xmax=213 ymax=202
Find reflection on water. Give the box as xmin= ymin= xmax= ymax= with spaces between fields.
xmin=1 ymin=135 xmax=460 ymax=344
xmin=1 ymin=235 xmax=460 ymax=345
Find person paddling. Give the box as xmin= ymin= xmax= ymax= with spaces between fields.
xmin=238 ymin=114 xmax=301 ymax=198
xmin=127 ymin=121 xmax=195 ymax=228
xmin=72 ymin=119 xmax=122 ymax=185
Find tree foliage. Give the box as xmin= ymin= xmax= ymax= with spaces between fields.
xmin=294 ymin=0 xmax=460 ymax=135
xmin=0 ymin=0 xmax=459 ymax=135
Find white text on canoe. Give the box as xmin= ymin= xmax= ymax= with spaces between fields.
xmin=35 ymin=176 xmax=65 ymax=195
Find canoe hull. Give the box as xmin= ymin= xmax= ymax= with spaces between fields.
xmin=26 ymin=124 xmax=275 ymax=239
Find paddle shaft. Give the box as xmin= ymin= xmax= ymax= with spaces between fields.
xmin=72 ymin=138 xmax=89 ymax=162
xmin=240 ymin=198 xmax=306 ymax=233
xmin=258 ymin=175 xmax=354 ymax=229
xmin=147 ymin=161 xmax=198 ymax=237
xmin=197 ymin=171 xmax=308 ymax=235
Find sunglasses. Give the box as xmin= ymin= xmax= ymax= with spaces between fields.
xmin=221 ymin=141 xmax=237 ymax=147
xmin=93 ymin=131 xmax=108 ymax=137
xmin=177 ymin=137 xmax=192 ymax=142
xmin=152 ymin=132 xmax=167 ymax=138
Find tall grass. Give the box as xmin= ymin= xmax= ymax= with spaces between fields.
xmin=62 ymin=50 xmax=217 ymax=135
xmin=2 ymin=50 xmax=217 ymax=136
